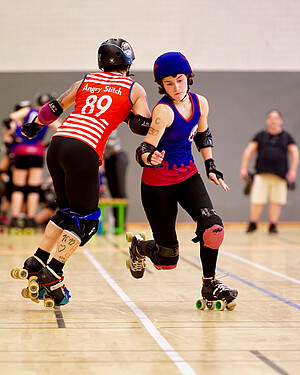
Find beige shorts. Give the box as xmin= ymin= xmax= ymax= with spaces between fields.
xmin=250 ymin=173 xmax=287 ymax=205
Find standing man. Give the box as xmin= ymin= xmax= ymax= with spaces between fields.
xmin=240 ymin=109 xmax=299 ymax=233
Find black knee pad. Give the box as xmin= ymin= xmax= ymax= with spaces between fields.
xmin=50 ymin=209 xmax=72 ymax=230
xmin=26 ymin=185 xmax=41 ymax=194
xmin=11 ymin=184 xmax=26 ymax=194
xmin=152 ymin=243 xmax=179 ymax=270
xmin=66 ymin=219 xmax=99 ymax=246
xmin=193 ymin=208 xmax=224 ymax=249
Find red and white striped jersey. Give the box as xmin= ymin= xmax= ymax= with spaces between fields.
xmin=53 ymin=72 xmax=134 ymax=160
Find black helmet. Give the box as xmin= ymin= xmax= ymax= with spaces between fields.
xmin=98 ymin=38 xmax=135 ymax=70
xmin=36 ymin=92 xmax=56 ymax=107
xmin=14 ymin=100 xmax=32 ymax=111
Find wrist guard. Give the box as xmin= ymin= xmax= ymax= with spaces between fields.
xmin=194 ymin=128 xmax=213 ymax=151
xmin=38 ymin=99 xmax=63 ymax=125
xmin=136 ymin=142 xmax=157 ymax=167
xmin=21 ymin=116 xmax=44 ymax=139
xmin=204 ymin=158 xmax=224 ymax=180
xmin=2 ymin=118 xmax=12 ymax=129
xmin=126 ymin=111 xmax=151 ymax=136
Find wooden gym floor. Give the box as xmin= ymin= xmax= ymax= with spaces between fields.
xmin=1 ymin=222 xmax=299 ymax=375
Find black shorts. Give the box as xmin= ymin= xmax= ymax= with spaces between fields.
xmin=141 ymin=173 xmax=213 ymax=246
xmin=14 ymin=155 xmax=44 ymax=169
xmin=47 ymin=136 xmax=100 ymax=214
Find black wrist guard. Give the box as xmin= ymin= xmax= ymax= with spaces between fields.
xmin=204 ymin=158 xmax=224 ymax=180
xmin=2 ymin=118 xmax=12 ymax=129
xmin=21 ymin=116 xmax=44 ymax=139
xmin=136 ymin=142 xmax=157 ymax=167
xmin=126 ymin=111 xmax=151 ymax=136
xmin=194 ymin=128 xmax=213 ymax=151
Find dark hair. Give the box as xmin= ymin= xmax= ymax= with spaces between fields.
xmin=103 ymin=65 xmax=129 ymax=73
xmin=267 ymin=109 xmax=283 ymax=119
xmin=157 ymin=73 xmax=194 ymax=95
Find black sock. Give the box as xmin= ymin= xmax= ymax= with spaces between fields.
xmin=34 ymin=248 xmax=51 ymax=264
xmin=200 ymin=246 xmax=219 ymax=278
xmin=48 ymin=258 xmax=64 ymax=275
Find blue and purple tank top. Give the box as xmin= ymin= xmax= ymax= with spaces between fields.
xmin=142 ymin=92 xmax=200 ymax=186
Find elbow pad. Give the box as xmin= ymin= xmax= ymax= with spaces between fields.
xmin=193 ymin=128 xmax=213 ymax=151
xmin=126 ymin=112 xmax=151 ymax=136
xmin=38 ymin=100 xmax=63 ymax=125
xmin=136 ymin=142 xmax=157 ymax=167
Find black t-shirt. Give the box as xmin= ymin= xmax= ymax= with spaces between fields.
xmin=253 ymin=130 xmax=296 ymax=179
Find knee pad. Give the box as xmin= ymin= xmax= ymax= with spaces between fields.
xmin=152 ymin=243 xmax=179 ymax=270
xmin=63 ymin=208 xmax=101 ymax=246
xmin=11 ymin=184 xmax=26 ymax=194
xmin=50 ymin=209 xmax=71 ymax=230
xmin=193 ymin=208 xmax=224 ymax=249
xmin=26 ymin=185 xmax=41 ymax=194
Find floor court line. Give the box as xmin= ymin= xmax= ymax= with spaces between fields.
xmin=83 ymin=249 xmax=197 ymax=375
xmin=221 ymin=250 xmax=300 ymax=285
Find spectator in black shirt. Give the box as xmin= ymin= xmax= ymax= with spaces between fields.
xmin=240 ymin=109 xmax=299 ymax=233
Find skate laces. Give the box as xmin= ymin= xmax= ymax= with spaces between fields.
xmin=130 ymin=258 xmax=145 ymax=271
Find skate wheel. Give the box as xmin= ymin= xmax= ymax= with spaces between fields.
xmin=21 ymin=288 xmax=29 ymax=298
xmin=126 ymin=259 xmax=130 ymax=269
xmin=215 ymin=300 xmax=226 ymax=311
xmin=196 ymin=299 xmax=206 ymax=310
xmin=11 ymin=268 xmax=20 ymax=279
xmin=18 ymin=268 xmax=28 ymax=280
xmin=206 ymin=301 xmax=215 ymax=310
xmin=226 ymin=302 xmax=236 ymax=311
xmin=44 ymin=297 xmax=55 ymax=310
xmin=29 ymin=291 xmax=39 ymax=299
xmin=140 ymin=232 xmax=146 ymax=241
xmin=126 ymin=232 xmax=133 ymax=242
xmin=28 ymin=278 xmax=39 ymax=294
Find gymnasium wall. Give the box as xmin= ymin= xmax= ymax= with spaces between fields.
xmin=1 ymin=1 xmax=299 ymax=222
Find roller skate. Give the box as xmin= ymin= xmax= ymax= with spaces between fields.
xmin=126 ymin=232 xmax=146 ymax=279
xmin=7 ymin=217 xmax=25 ymax=234
xmin=37 ymin=266 xmax=71 ymax=309
xmin=23 ymin=218 xmax=37 ymax=234
xmin=11 ymin=255 xmax=47 ymax=303
xmin=196 ymin=277 xmax=238 ymax=311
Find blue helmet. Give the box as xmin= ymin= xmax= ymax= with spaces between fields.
xmin=153 ymin=52 xmax=192 ymax=82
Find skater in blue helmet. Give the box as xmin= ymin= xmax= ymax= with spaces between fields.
xmin=127 ymin=52 xmax=238 ymax=310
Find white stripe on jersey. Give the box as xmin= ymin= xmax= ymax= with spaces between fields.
xmin=61 ymin=122 xmax=103 ymax=137
xmin=89 ymin=73 xmax=133 ymax=84
xmin=67 ymin=116 xmax=105 ymax=132
xmin=54 ymin=132 xmax=98 ymax=148
xmin=70 ymin=113 xmax=104 ymax=126
xmin=56 ymin=126 xmax=100 ymax=144
xmin=84 ymin=79 xmax=132 ymax=89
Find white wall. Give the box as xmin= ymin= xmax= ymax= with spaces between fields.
xmin=1 ymin=0 xmax=300 ymax=72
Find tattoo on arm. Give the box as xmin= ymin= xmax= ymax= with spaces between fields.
xmin=58 ymin=82 xmax=77 ymax=107
xmin=148 ymin=127 xmax=159 ymax=135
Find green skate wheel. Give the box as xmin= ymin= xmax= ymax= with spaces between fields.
xmin=140 ymin=232 xmax=146 ymax=240
xmin=196 ymin=299 xmax=206 ymax=310
xmin=215 ymin=300 xmax=226 ymax=311
xmin=226 ymin=302 xmax=236 ymax=311
xmin=125 ymin=259 xmax=130 ymax=269
xmin=126 ymin=232 xmax=133 ymax=242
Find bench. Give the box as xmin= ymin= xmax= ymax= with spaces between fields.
xmin=98 ymin=198 xmax=129 ymax=235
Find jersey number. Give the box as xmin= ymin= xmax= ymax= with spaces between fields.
xmin=81 ymin=95 xmax=112 ymax=117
